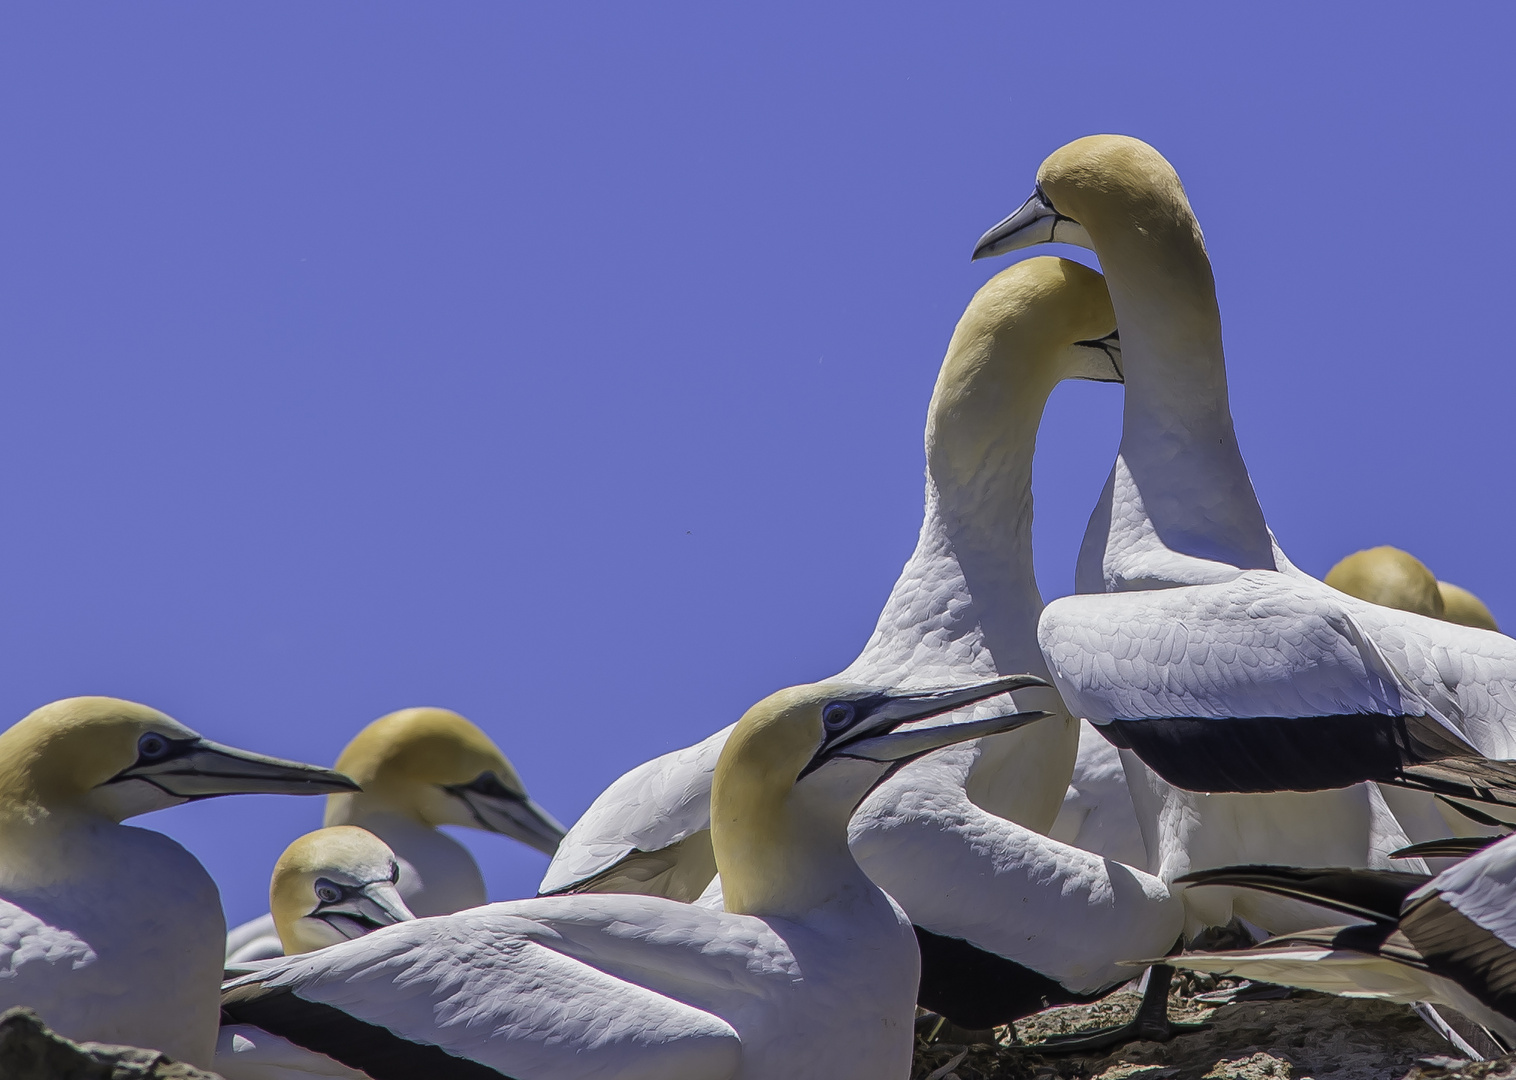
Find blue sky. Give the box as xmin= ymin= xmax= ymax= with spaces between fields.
xmin=1 ymin=5 xmax=1512 ymax=923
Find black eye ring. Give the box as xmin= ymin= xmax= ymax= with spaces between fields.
xmin=822 ymin=702 xmax=855 ymax=731
xmin=315 ymin=880 xmax=342 ymax=905
xmin=137 ymin=733 xmax=171 ymax=760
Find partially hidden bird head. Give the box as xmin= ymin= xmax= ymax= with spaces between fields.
xmin=271 ymin=825 xmax=414 ymax=955
xmin=325 ymin=707 xmax=566 ymax=856
xmin=1326 ymin=546 xmax=1445 ymax=619
xmin=0 ymin=696 xmax=357 ymax=825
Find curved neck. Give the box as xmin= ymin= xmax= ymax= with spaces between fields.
xmin=843 ymin=379 xmax=1053 ymax=686
xmin=714 ymin=760 xmax=876 ymax=921
xmin=1088 ymin=213 xmax=1276 ymax=576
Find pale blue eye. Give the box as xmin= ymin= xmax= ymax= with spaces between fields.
xmin=137 ymin=733 xmax=170 ymax=760
xmin=822 ymin=703 xmax=855 ymax=730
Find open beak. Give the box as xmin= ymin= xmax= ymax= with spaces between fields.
xmin=111 ymin=739 xmax=360 ymax=799
xmin=317 ymin=880 xmax=415 ymax=939
xmin=803 ymin=673 xmax=1052 ymax=778
xmin=444 ymin=772 xmax=568 ymax=856
xmin=972 ymin=188 xmax=1092 ymax=260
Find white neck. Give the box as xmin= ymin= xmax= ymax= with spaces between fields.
xmin=1076 ymin=257 xmax=1278 ymax=591
xmin=841 ymin=395 xmax=1048 ymax=688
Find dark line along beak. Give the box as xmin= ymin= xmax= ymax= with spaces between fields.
xmin=971 ymin=188 xmax=1092 ymax=261
xmin=442 ymin=771 xmax=568 ymax=856
xmin=110 ymin=738 xmax=361 ymax=799
xmin=313 ymin=879 xmax=414 ymax=939
xmin=801 ymin=673 xmax=1051 ymax=779
xmin=1073 ymin=330 xmax=1123 ymax=383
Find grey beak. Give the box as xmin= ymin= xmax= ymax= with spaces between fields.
xmin=111 ymin=738 xmax=360 ymax=799
xmin=972 ymin=188 xmax=1093 ymax=260
xmin=444 ymin=771 xmax=568 ymax=856
xmin=840 ymin=710 xmax=1053 ymax=765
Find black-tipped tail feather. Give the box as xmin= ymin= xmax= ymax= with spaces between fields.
xmin=1176 ymin=865 xmax=1428 ymax=923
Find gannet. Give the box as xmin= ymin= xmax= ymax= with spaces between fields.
xmin=543 ymin=259 xmax=1184 ymax=1032
xmin=216 ymin=827 xmax=413 ymax=1079
xmin=1167 ymin=838 xmax=1516 ymax=1050
xmin=227 ymin=707 xmax=565 ymax=963
xmin=220 ymin=676 xmax=1049 ymax=1080
xmin=0 ymin=696 xmax=357 ymax=1068
xmin=1440 ymin=582 xmax=1500 ymax=632
xmin=1326 ymin=546 xmax=1445 ymax=619
xmin=1326 ymin=546 xmax=1501 ymax=633
xmin=541 ymin=257 xmax=1109 ymax=901
xmin=1322 ymin=546 xmax=1509 ymax=844
xmin=973 ymin=137 xmax=1516 ymax=938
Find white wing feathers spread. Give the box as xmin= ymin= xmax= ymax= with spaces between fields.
xmin=539 ymin=726 xmax=733 ymax=895
xmin=1040 ymin=571 xmax=1516 ymax=755
xmin=234 ymin=896 xmax=787 ymax=1080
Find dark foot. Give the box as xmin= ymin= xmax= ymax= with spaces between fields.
xmin=1033 ymin=965 xmax=1207 ymax=1055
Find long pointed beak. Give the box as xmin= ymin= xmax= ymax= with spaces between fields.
xmin=113 ymin=739 xmax=360 ymax=799
xmin=840 ymin=710 xmax=1052 ymax=765
xmin=972 ymin=188 xmax=1092 ymax=260
xmin=445 ymin=772 xmax=567 ymax=856
xmin=804 ymin=673 xmax=1050 ymax=778
xmin=319 ymin=881 xmax=415 ymax=938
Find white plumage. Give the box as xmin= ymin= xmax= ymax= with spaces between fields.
xmin=220 ymin=677 xmax=1048 ymax=1080
xmin=543 ymin=258 xmax=1187 ymax=1030
xmin=0 ymin=697 xmax=355 ymax=1068
xmin=972 ymin=134 xmax=1516 ymax=936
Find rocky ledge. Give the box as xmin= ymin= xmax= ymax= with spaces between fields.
xmin=0 ymin=1008 xmax=222 ymax=1080
xmin=912 ymin=979 xmax=1516 ymax=1080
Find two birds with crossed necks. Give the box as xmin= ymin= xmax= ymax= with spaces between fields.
xmin=4 ymin=134 xmax=1516 ymax=1079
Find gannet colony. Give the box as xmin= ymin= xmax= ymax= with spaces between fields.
xmin=4 ymin=135 xmax=1515 ymax=1080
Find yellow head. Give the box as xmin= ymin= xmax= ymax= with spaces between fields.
xmin=927 ymin=256 xmax=1117 ymax=488
xmin=270 ymin=825 xmax=413 ymax=955
xmin=325 ymin=708 xmax=565 ymax=855
xmin=1326 ymin=546 xmax=1444 ymax=618
xmin=1437 ymin=581 xmax=1500 ymax=632
xmin=0 ymin=696 xmax=356 ymax=825
xmin=973 ymin=135 xmax=1215 ymax=312
xmin=710 ymin=675 xmax=1048 ymax=918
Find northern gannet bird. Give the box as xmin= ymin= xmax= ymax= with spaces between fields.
xmin=541 ymin=256 xmax=1111 ymax=902
xmin=227 ymin=707 xmax=565 ymax=963
xmin=217 ymin=827 xmax=413 ymax=1079
xmin=543 ymin=259 xmax=1184 ymax=1033
xmin=266 ymin=826 xmax=414 ymax=954
xmin=1326 ymin=546 xmax=1445 ymax=620
xmin=1440 ymin=582 xmax=1500 ymax=632
xmin=973 ymin=137 xmax=1516 ymax=941
xmin=220 ymin=676 xmax=1049 ymax=1080
xmin=1326 ymin=546 xmax=1501 ymax=634
xmin=1323 ymin=547 xmax=1509 ymax=845
xmin=1167 ymin=837 xmax=1516 ymax=1050
xmin=0 ymin=696 xmax=357 ymax=1068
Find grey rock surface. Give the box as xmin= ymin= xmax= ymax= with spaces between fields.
xmin=0 ymin=1008 xmax=222 ymax=1080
